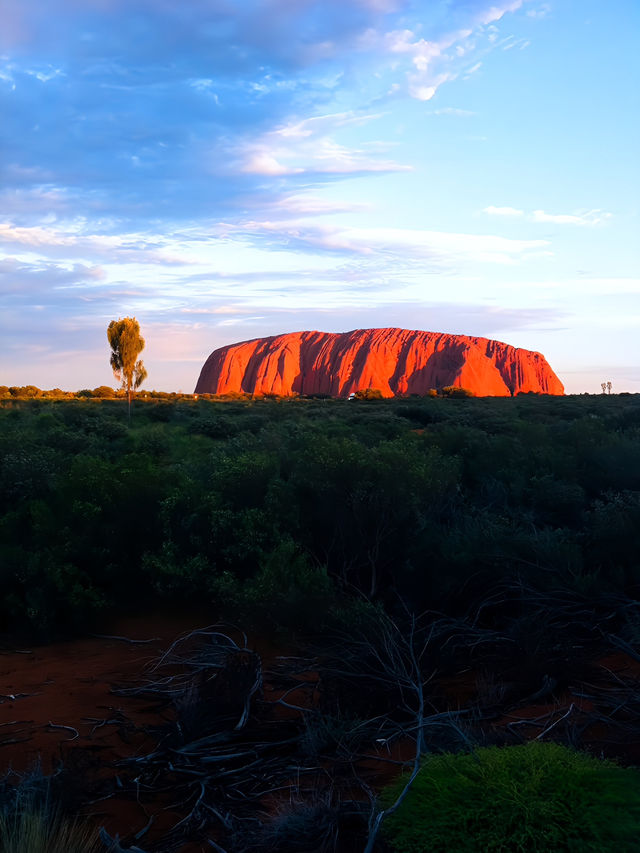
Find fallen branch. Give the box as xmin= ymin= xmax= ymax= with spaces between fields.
xmin=536 ymin=703 xmax=576 ymax=740
xmin=91 ymin=633 xmax=161 ymax=644
xmin=46 ymin=721 xmax=79 ymax=740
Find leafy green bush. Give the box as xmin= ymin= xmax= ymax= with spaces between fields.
xmin=382 ymin=743 xmax=640 ymax=852
xmin=242 ymin=539 xmax=337 ymax=634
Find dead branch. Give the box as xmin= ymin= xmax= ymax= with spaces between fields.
xmin=90 ymin=633 xmax=161 ymax=644
xmin=536 ymin=703 xmax=576 ymax=740
xmin=46 ymin=721 xmax=79 ymax=740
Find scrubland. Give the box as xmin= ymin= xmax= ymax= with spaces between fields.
xmin=1 ymin=390 xmax=639 ymax=851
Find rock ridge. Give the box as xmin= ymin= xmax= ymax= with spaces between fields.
xmin=194 ymin=328 xmax=564 ymax=397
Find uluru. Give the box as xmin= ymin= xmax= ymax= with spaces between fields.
xmin=194 ymin=328 xmax=564 ymax=398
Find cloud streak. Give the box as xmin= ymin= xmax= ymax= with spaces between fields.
xmin=218 ymin=220 xmax=550 ymax=265
xmin=483 ymin=207 xmax=613 ymax=226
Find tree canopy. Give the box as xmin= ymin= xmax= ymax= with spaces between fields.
xmin=107 ymin=317 xmax=147 ymax=413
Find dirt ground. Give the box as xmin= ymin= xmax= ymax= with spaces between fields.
xmin=1 ymin=613 xmax=638 ymax=851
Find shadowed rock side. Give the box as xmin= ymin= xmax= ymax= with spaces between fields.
xmin=194 ymin=328 xmax=565 ymax=398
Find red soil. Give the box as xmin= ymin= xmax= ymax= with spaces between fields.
xmin=0 ymin=613 xmax=202 ymax=849
xmin=438 ymin=653 xmax=640 ymax=764
xmin=1 ymin=615 xmax=637 ymax=850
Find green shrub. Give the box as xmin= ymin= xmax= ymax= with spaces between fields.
xmin=382 ymin=742 xmax=640 ymax=852
xmin=242 ymin=539 xmax=337 ymax=635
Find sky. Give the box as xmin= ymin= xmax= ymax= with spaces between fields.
xmin=1 ymin=0 xmax=638 ymax=394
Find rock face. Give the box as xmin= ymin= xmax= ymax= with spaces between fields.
xmin=194 ymin=328 xmax=564 ymax=398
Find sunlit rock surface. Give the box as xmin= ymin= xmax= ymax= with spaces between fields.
xmin=194 ymin=328 xmax=565 ymax=397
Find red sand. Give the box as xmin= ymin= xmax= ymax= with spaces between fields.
xmin=0 ymin=613 xmax=203 ymax=849
xmin=1 ymin=614 xmax=637 ymax=850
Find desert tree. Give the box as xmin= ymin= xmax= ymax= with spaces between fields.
xmin=107 ymin=317 xmax=147 ymax=417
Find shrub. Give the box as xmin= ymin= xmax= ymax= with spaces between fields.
xmin=353 ymin=388 xmax=385 ymax=400
xmin=91 ymin=385 xmax=116 ymax=398
xmin=242 ymin=539 xmax=337 ymax=635
xmin=382 ymin=742 xmax=640 ymax=852
xmin=441 ymin=385 xmax=475 ymax=398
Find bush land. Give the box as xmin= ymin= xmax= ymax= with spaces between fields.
xmin=1 ymin=393 xmax=638 ymax=639
xmin=1 ymin=392 xmax=639 ymax=850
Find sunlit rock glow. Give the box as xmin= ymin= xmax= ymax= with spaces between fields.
xmin=195 ymin=328 xmax=565 ymax=397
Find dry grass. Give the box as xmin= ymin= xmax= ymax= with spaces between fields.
xmin=0 ymin=806 xmax=102 ymax=853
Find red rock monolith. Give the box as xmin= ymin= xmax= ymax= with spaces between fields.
xmin=194 ymin=328 xmax=564 ymax=397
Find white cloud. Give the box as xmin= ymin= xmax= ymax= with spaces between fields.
xmin=267 ymin=194 xmax=372 ymax=216
xmin=482 ymin=207 xmax=612 ymax=226
xmin=238 ymin=111 xmax=411 ymax=176
xmin=382 ymin=27 xmax=469 ymax=101
xmin=24 ymin=66 xmax=64 ymax=83
xmin=432 ymin=107 xmax=477 ymax=116
xmin=241 ymin=153 xmax=300 ymax=176
xmin=483 ymin=205 xmax=524 ymax=217
xmin=365 ymin=5 xmax=521 ymax=101
xmin=0 ymin=61 xmax=16 ymax=87
xmin=0 ymin=222 xmax=75 ymax=247
xmin=0 ymin=221 xmax=195 ymax=265
xmin=532 ymin=209 xmax=613 ymax=226
xmin=476 ymin=1 xmax=524 ymax=26
xmin=226 ymin=219 xmax=550 ymax=266
xmin=409 ymin=72 xmax=455 ymax=101
xmin=527 ymin=4 xmax=552 ymax=19
xmin=274 ymin=111 xmax=384 ymax=140
xmin=463 ymin=61 xmax=483 ymax=77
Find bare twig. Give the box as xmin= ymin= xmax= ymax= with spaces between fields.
xmin=90 ymin=633 xmax=161 ymax=644
xmin=46 ymin=721 xmax=79 ymax=740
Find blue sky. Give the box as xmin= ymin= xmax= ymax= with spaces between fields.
xmin=1 ymin=0 xmax=638 ymax=393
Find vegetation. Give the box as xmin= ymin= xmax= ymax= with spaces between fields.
xmin=0 ymin=807 xmax=103 ymax=853
xmin=106 ymin=317 xmax=147 ymax=415
xmin=1 ymin=391 xmax=638 ymax=639
xmin=0 ymin=766 xmax=102 ymax=853
xmin=381 ymin=743 xmax=640 ymax=852
xmin=0 ymin=390 xmax=638 ymax=850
